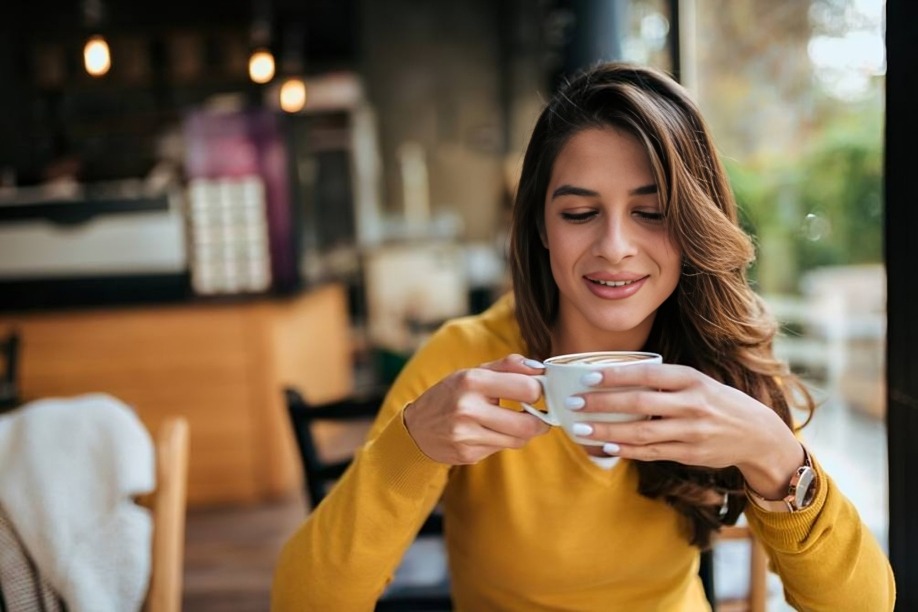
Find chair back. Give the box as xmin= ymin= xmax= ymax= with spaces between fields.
xmin=285 ymin=388 xmax=381 ymax=508
xmin=708 ymin=524 xmax=768 ymax=612
xmin=0 ymin=330 xmax=20 ymax=412
xmin=139 ymin=417 xmax=190 ymax=612
xmin=284 ymin=387 xmax=451 ymax=610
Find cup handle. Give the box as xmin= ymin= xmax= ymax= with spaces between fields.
xmin=520 ymin=375 xmax=560 ymax=426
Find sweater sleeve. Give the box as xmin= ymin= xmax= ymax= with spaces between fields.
xmin=272 ymin=411 xmax=448 ymax=610
xmin=744 ymin=454 xmax=896 ymax=611
xmin=271 ymin=320 xmax=492 ymax=611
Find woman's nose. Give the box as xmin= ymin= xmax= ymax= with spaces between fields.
xmin=592 ymin=217 xmax=637 ymax=262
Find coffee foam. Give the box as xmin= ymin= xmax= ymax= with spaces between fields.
xmin=548 ymin=353 xmax=650 ymax=365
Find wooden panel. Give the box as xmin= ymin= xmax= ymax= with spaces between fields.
xmin=0 ymin=283 xmax=351 ymax=506
xmin=257 ymin=284 xmax=353 ymax=498
xmin=5 ymin=306 xmax=258 ymax=504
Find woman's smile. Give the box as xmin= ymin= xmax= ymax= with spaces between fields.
xmin=583 ymin=274 xmax=648 ymax=299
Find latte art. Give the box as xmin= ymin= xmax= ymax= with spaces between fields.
xmin=547 ymin=352 xmax=654 ymax=365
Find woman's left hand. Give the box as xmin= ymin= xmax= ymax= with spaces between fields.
xmin=573 ymin=362 xmax=804 ymax=499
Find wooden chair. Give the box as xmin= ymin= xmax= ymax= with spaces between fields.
xmin=139 ymin=417 xmax=190 ymax=612
xmin=706 ymin=524 xmax=768 ymax=612
xmin=0 ymin=330 xmax=20 ymax=412
xmin=284 ymin=387 xmax=452 ymax=611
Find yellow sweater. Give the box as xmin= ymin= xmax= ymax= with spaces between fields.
xmin=273 ymin=295 xmax=895 ymax=611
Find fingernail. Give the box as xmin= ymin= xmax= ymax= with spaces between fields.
xmin=581 ymin=372 xmax=603 ymax=386
xmin=603 ymin=442 xmax=621 ymax=455
xmin=564 ymin=396 xmax=585 ymax=410
xmin=522 ymin=358 xmax=545 ymax=369
xmin=572 ymin=423 xmax=593 ymax=436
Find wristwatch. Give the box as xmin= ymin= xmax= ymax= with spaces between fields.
xmin=746 ymin=446 xmax=818 ymax=513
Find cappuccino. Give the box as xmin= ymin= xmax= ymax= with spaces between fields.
xmin=521 ymin=351 xmax=663 ymax=445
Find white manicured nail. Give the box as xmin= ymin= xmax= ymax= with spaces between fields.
xmin=581 ymin=372 xmax=603 ymax=386
xmin=564 ymin=396 xmax=585 ymax=410
xmin=572 ymin=423 xmax=593 ymax=436
xmin=522 ymin=358 xmax=545 ymax=369
xmin=603 ymin=442 xmax=621 ymax=455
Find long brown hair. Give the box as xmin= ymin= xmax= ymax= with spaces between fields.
xmin=508 ymin=62 xmax=815 ymax=549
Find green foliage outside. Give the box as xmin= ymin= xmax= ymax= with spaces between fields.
xmin=726 ymin=88 xmax=884 ymax=292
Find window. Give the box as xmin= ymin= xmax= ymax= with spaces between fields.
xmin=679 ymin=1 xmax=887 ymax=608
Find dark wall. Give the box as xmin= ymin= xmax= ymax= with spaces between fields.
xmin=0 ymin=0 xmax=357 ymax=186
xmin=885 ymin=0 xmax=918 ymax=608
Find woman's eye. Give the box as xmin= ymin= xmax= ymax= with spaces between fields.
xmin=634 ymin=210 xmax=665 ymax=223
xmin=560 ymin=210 xmax=597 ymax=223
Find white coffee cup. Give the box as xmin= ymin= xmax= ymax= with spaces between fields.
xmin=521 ymin=351 xmax=662 ymax=446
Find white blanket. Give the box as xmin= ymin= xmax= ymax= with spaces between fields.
xmin=0 ymin=393 xmax=155 ymax=612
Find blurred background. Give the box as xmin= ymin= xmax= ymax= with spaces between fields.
xmin=0 ymin=0 xmax=888 ymax=610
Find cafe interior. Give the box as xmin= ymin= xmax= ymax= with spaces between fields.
xmin=1 ymin=0 xmax=913 ymax=610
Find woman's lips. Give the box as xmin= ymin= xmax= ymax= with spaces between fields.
xmin=583 ymin=274 xmax=648 ymax=299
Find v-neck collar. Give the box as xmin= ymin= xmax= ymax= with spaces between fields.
xmin=550 ymin=426 xmax=629 ymax=486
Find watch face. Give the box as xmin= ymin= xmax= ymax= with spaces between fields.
xmin=790 ymin=466 xmax=817 ymax=509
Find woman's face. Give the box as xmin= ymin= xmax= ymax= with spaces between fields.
xmin=543 ymin=127 xmax=682 ymax=352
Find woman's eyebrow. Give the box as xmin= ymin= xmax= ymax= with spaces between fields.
xmin=629 ymin=184 xmax=658 ymax=196
xmin=550 ymin=185 xmax=599 ymax=199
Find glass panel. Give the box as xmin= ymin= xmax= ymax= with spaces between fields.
xmin=621 ymin=0 xmax=675 ymax=72
xmin=685 ymin=0 xmax=886 ymax=608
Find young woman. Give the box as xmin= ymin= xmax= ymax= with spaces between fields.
xmin=273 ymin=63 xmax=895 ymax=610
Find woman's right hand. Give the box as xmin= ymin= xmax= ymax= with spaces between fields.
xmin=403 ymin=355 xmax=550 ymax=465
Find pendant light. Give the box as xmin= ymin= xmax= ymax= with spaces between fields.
xmin=248 ymin=0 xmax=275 ymax=84
xmin=83 ymin=35 xmax=111 ymax=77
xmin=82 ymin=0 xmax=111 ymax=77
xmin=279 ymin=78 xmax=306 ymax=113
xmin=277 ymin=23 xmax=307 ymax=113
xmin=248 ymin=48 xmax=275 ymax=84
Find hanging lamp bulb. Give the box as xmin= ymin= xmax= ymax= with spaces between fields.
xmin=83 ymin=35 xmax=111 ymax=77
xmin=248 ymin=48 xmax=275 ymax=84
xmin=279 ymin=77 xmax=306 ymax=113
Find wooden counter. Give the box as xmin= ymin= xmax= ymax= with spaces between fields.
xmin=0 ymin=284 xmax=352 ymax=507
